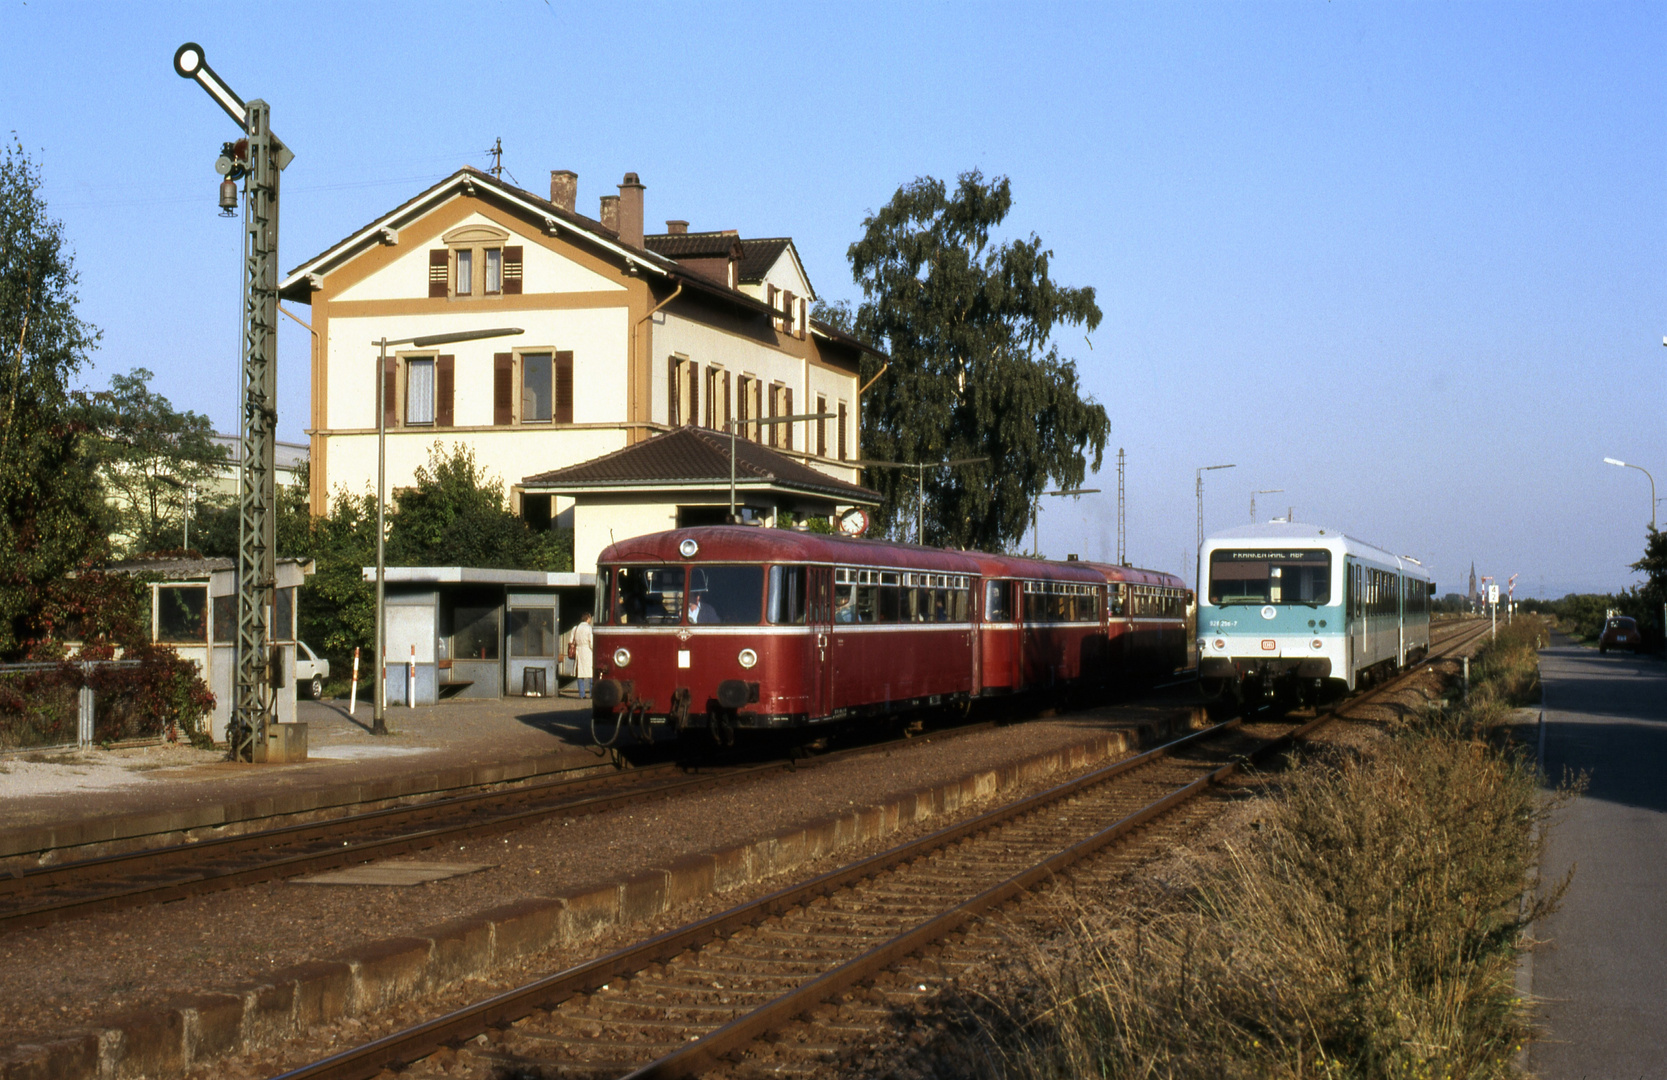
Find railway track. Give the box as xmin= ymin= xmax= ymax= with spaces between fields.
xmin=269 ymin=618 xmax=1490 ymax=1080
xmin=0 ymin=709 xmax=1032 ymax=935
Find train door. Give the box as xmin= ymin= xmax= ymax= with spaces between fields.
xmin=808 ymin=566 xmax=834 ymax=717
xmin=1396 ymin=572 xmax=1406 ymax=668
xmin=1344 ymin=559 xmax=1358 ymax=687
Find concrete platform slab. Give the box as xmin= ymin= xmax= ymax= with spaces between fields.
xmin=294 ymin=861 xmax=495 ymax=886
xmin=0 ymin=692 xmax=607 ymax=865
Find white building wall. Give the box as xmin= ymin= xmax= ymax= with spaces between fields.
xmin=575 ymin=499 xmax=681 ymax=575
xmin=323 ymin=427 xmax=631 ymax=507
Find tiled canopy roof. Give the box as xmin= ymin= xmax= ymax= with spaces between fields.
xmin=523 ymin=426 xmax=879 ymax=504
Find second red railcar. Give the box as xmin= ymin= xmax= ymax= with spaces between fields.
xmin=589 ymin=527 xmax=1187 ymax=738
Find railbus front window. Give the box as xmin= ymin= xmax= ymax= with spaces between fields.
xmin=615 ymin=567 xmax=686 ymax=625
xmin=688 ymin=565 xmax=764 ymax=625
xmin=1209 ymin=549 xmax=1332 ymax=606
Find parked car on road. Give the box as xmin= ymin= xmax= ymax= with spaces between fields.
xmin=1599 ymin=616 xmax=1641 ymax=654
xmin=296 ymin=642 xmax=331 ymax=698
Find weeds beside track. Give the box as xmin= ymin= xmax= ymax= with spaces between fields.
xmin=976 ymin=617 xmax=1569 ymax=1080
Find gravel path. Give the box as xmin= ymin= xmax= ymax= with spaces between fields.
xmin=0 ymin=705 xmax=1181 ymax=1051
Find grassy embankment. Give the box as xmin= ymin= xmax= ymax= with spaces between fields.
xmin=979 ymin=617 xmax=1568 ymax=1080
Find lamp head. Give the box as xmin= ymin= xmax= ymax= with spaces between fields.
xmin=1605 ymin=457 xmax=1626 ymax=467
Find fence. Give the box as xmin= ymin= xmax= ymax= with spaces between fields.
xmin=0 ymin=660 xmax=145 ymax=754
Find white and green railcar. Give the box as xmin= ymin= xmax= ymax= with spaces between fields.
xmin=1197 ymin=523 xmax=1433 ymax=700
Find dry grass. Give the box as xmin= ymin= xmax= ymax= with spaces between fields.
xmin=967 ymin=617 xmax=1568 ymax=1080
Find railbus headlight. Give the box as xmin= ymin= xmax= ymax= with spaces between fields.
xmin=678 ymin=538 xmax=699 ymax=559
xmin=612 ymin=647 xmax=632 ymax=668
xmin=1312 ymin=639 xmax=1324 ymax=650
xmin=1213 ymin=639 xmax=1226 ymax=652
xmin=738 ymin=648 xmax=758 ymax=669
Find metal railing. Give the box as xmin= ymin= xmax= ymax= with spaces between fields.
xmin=0 ymin=660 xmax=143 ymax=754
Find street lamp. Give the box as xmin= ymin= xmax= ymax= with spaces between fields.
xmin=1603 ymin=457 xmax=1657 ymax=531
xmin=727 ymin=411 xmax=836 ymax=524
xmin=1031 ymin=488 xmax=1100 ymax=557
xmin=373 ymin=327 xmax=523 ymax=735
xmin=1251 ymin=488 xmax=1283 ymax=524
xmin=1195 ymin=463 xmax=1235 ymax=590
xmin=854 ymin=457 xmax=990 ymax=545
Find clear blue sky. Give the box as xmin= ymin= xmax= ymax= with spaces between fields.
xmin=3 ymin=1 xmax=1661 ymax=597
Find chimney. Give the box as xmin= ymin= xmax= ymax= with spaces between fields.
xmin=549 ymin=170 xmax=576 ymax=213
xmin=617 ymin=172 xmax=645 ymax=247
xmin=665 ymin=220 xmax=689 ymax=234
xmin=599 ymin=194 xmax=619 ymax=232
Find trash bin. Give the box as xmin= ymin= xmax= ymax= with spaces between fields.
xmin=522 ymin=666 xmax=547 ymax=697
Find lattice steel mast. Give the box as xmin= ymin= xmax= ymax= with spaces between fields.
xmin=174 ymin=43 xmax=293 ymax=761
xmin=1116 ymin=447 xmax=1126 ymax=565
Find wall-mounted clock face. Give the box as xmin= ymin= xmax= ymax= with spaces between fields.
xmin=839 ymin=509 xmax=870 ymax=537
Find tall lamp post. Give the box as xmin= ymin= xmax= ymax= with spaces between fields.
xmin=373 ymin=327 xmax=523 ymax=735
xmin=1032 ymin=488 xmax=1101 ymax=557
xmin=1195 ymin=464 xmax=1235 ymax=590
xmin=1251 ymin=488 xmax=1283 ymax=524
xmin=853 ymin=457 xmax=989 ymax=544
xmin=1603 ymin=457 xmax=1657 ymax=531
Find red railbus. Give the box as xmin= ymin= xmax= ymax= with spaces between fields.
xmin=589 ymin=527 xmax=1187 ymax=739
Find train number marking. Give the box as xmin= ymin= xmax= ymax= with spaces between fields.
xmin=677 ymin=650 xmax=691 ymax=668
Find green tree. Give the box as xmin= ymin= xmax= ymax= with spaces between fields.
xmin=845 ymin=170 xmax=1109 ymax=550
xmin=0 ymin=143 xmax=108 ymax=657
xmin=387 ymin=442 xmax=571 ymax=571
xmin=84 ymin=367 xmax=228 ymax=554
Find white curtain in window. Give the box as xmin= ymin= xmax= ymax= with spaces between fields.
xmin=407 ymin=358 xmax=435 ymax=424
xmin=485 ymin=248 xmax=502 ymax=293
xmin=455 ymin=249 xmax=472 ymax=295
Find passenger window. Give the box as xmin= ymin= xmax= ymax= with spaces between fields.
xmin=767 ymin=565 xmax=807 ymax=625
xmin=985 ymin=580 xmax=1010 ymax=621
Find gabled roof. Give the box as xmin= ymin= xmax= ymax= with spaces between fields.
xmin=522 ymin=425 xmax=879 ymax=505
xmin=279 ymin=167 xmax=875 ymax=357
xmin=736 ymin=238 xmax=792 ymax=284
xmin=280 ymin=166 xmax=665 ymax=302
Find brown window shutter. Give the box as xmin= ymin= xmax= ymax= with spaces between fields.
xmin=816 ymin=396 xmax=827 ymax=456
xmin=724 ymin=372 xmax=732 ymax=431
xmin=494 ymin=353 xmax=513 ymax=425
xmin=668 ymin=356 xmax=681 ymax=426
xmin=382 ymin=357 xmax=399 ymax=427
xmin=503 ymin=245 xmax=523 ymax=295
xmin=436 ymin=355 xmax=455 ymax=427
xmin=784 ymin=388 xmax=793 ymax=449
xmin=797 ymin=297 xmax=807 ymax=340
xmin=429 ymin=249 xmax=449 ymax=298
xmin=838 ymin=402 xmax=847 ymax=460
xmin=555 ymin=351 xmax=573 ymax=424
xmin=784 ymin=291 xmax=796 ymax=336
xmin=688 ymin=363 xmax=700 ymax=428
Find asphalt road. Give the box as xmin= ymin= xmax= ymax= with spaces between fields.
xmin=1530 ymin=640 xmax=1667 ymax=1079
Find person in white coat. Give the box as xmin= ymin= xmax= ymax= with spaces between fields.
xmin=572 ymin=613 xmax=595 ymax=698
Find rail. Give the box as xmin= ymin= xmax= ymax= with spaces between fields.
xmin=271 ymin=619 xmax=1490 ymax=1080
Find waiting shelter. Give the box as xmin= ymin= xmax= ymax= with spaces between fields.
xmin=362 ymin=566 xmax=595 ymax=705
xmin=106 ymin=555 xmax=315 ymax=743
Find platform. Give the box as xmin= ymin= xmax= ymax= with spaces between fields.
xmin=0 ymin=691 xmax=605 ymax=865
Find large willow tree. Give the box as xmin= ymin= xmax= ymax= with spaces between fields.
xmin=845 ymin=171 xmax=1109 ymax=551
